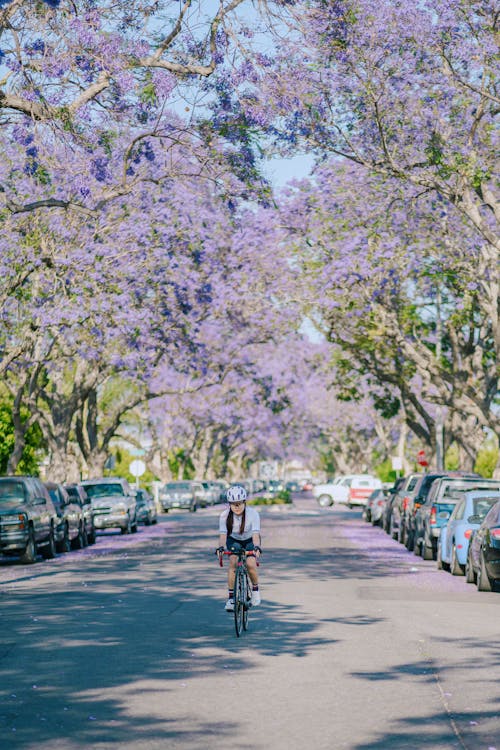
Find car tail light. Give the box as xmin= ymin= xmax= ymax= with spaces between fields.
xmin=490 ymin=528 xmax=500 ymax=540
xmin=429 ymin=506 xmax=437 ymax=525
xmin=464 ymin=529 xmax=473 ymax=539
xmin=377 ymin=500 xmax=385 ymax=506
xmin=402 ymin=496 xmax=409 ymax=511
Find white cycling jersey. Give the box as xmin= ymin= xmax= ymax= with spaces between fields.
xmin=219 ymin=506 xmax=261 ymax=540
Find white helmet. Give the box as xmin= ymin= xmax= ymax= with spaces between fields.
xmin=227 ymin=485 xmax=247 ymax=503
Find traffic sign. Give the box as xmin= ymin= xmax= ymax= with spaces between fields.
xmin=129 ymin=459 xmax=146 ymax=477
xmin=416 ymin=450 xmax=428 ymax=467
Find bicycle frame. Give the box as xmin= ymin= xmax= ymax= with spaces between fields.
xmin=218 ymin=549 xmax=258 ymax=637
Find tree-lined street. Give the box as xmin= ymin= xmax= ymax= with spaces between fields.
xmin=1 ymin=495 xmax=498 ymax=749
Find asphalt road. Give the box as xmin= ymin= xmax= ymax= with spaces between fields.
xmin=1 ymin=494 xmax=499 ymax=750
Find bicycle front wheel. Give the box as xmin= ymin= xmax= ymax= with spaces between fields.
xmin=234 ymin=567 xmax=244 ymax=637
xmin=243 ymin=571 xmax=251 ymax=630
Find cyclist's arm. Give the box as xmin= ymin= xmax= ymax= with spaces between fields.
xmin=218 ymin=533 xmax=226 ymax=549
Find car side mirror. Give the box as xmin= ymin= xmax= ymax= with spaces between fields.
xmin=32 ymin=497 xmax=46 ymax=506
xmin=467 ymin=514 xmax=481 ymax=523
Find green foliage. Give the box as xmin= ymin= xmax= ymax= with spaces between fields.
xmin=373 ymin=393 xmax=401 ymax=420
xmin=373 ymin=458 xmax=397 ymax=483
xmin=445 ymin=442 xmax=459 ymax=471
xmin=474 ymin=445 xmax=498 ymax=479
xmin=248 ymin=490 xmax=291 ymax=505
xmin=0 ymin=398 xmax=45 ymax=476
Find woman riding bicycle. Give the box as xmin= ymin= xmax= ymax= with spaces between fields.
xmin=217 ymin=485 xmax=261 ymax=612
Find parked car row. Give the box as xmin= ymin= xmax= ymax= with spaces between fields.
xmin=364 ymin=471 xmax=500 ymax=592
xmin=0 ymin=475 xmax=157 ymax=565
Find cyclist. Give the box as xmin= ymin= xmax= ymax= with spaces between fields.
xmin=217 ymin=485 xmax=262 ymax=612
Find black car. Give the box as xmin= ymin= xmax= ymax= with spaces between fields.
xmin=65 ymin=483 xmax=97 ymax=544
xmin=467 ymin=499 xmax=500 ymax=592
xmin=45 ymin=482 xmax=87 ymax=552
xmin=0 ymin=476 xmax=58 ymax=563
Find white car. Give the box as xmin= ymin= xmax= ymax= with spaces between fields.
xmin=313 ymin=475 xmax=382 ymax=508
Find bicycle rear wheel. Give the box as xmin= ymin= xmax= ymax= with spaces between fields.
xmin=234 ymin=567 xmax=244 ymax=637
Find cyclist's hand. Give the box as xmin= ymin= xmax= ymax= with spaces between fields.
xmin=215 ymin=546 xmax=225 ymax=556
xmin=254 ymin=545 xmax=262 ymax=558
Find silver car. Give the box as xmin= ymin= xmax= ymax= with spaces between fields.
xmin=81 ymin=477 xmax=138 ymax=534
xmin=159 ymin=481 xmax=204 ymax=512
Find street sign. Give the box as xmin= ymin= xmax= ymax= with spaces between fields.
xmin=391 ymin=456 xmax=403 ymax=471
xmin=416 ymin=450 xmax=428 ymax=467
xmin=129 ymin=459 xmax=146 ymax=477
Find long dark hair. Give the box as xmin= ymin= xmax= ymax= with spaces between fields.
xmin=226 ymin=507 xmax=246 ymax=536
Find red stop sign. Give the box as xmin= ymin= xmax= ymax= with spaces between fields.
xmin=417 ymin=450 xmax=428 ymax=466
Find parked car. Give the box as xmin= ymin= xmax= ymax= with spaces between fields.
xmin=364 ymin=488 xmax=390 ymax=526
xmin=439 ymin=490 xmax=500 ymax=575
xmin=159 ymin=481 xmax=204 ymax=512
xmin=285 ymin=480 xmax=301 ymax=493
xmin=466 ymin=499 xmax=500 ymax=591
xmin=405 ymin=472 xmax=477 ymax=553
xmin=45 ymin=482 xmax=87 ymax=552
xmin=64 ymin=482 xmax=96 ymax=544
xmin=414 ymin=475 xmax=498 ymax=560
xmin=198 ymin=482 xmax=219 ymax=507
xmin=134 ymin=488 xmax=157 ymax=525
xmin=389 ymin=474 xmax=423 ymax=542
xmin=81 ymin=477 xmax=138 ymax=534
xmin=0 ymin=476 xmax=58 ymax=563
xmin=212 ymin=480 xmax=229 ymax=502
xmin=381 ymin=476 xmax=406 ymax=533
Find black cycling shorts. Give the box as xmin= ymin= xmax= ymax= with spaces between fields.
xmin=226 ymin=536 xmax=254 ymax=553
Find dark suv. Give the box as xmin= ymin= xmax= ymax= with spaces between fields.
xmin=0 ymin=476 xmax=58 ymax=563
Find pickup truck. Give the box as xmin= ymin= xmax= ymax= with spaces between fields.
xmin=81 ymin=477 xmax=138 ymax=534
xmin=313 ymin=475 xmax=382 ymax=508
xmin=0 ymin=476 xmax=58 ymax=563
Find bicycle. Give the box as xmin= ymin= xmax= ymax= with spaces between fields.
xmin=218 ymin=548 xmax=258 ymax=637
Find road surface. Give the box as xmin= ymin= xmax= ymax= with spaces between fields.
xmin=1 ymin=494 xmax=498 ymax=749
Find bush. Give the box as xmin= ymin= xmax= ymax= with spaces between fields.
xmin=248 ymin=490 xmax=292 ymax=505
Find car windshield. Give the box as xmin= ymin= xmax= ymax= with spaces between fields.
xmin=0 ymin=480 xmax=26 ymax=507
xmin=164 ymin=482 xmax=190 ymax=491
xmin=84 ymin=483 xmax=125 ymax=498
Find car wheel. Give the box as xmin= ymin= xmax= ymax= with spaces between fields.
xmin=317 ymin=494 xmax=332 ymax=507
xmin=190 ymin=503 xmax=197 ymax=513
xmin=465 ymin=548 xmax=476 ymax=584
xmin=87 ymin=527 xmax=96 ymax=545
xmin=19 ymin=528 xmax=37 ymax=564
xmin=131 ymin=516 xmax=138 ymax=533
xmin=57 ymin=524 xmax=71 ymax=554
xmin=389 ymin=518 xmax=398 ymax=541
xmin=405 ymin=530 xmax=414 ymax=551
xmin=477 ymin=550 xmax=493 ymax=592
xmin=121 ymin=515 xmax=132 ymax=534
xmin=436 ymin=543 xmax=443 ymax=569
xmin=72 ymin=524 xmax=86 ymax=549
xmin=450 ymin=544 xmax=464 ymax=576
xmin=413 ymin=534 xmax=420 ymax=555
xmin=422 ymin=540 xmax=433 ymax=560
xmin=42 ymin=527 xmax=57 ymax=559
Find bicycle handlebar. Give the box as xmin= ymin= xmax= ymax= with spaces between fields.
xmin=217 ymin=549 xmax=260 ymax=567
